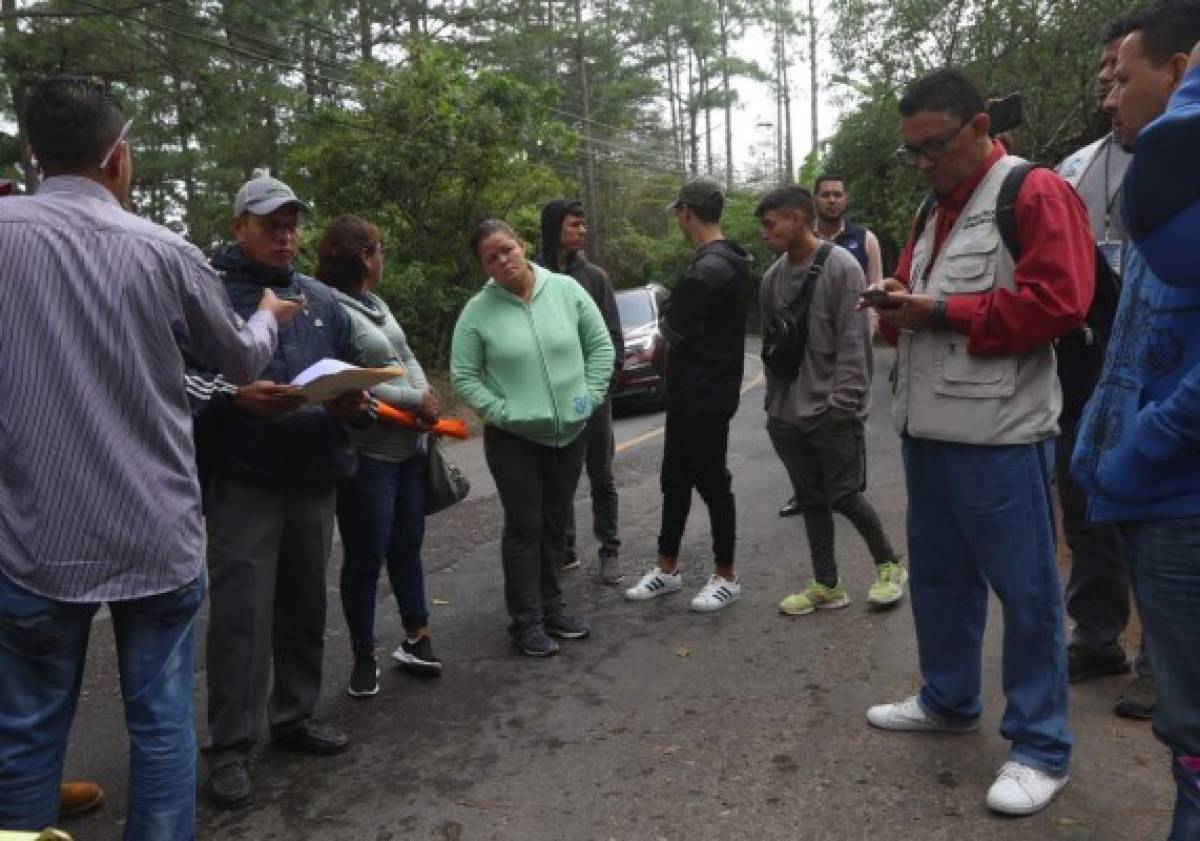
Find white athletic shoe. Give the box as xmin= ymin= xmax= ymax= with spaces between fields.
xmin=624 ymin=568 xmax=683 ymax=601
xmin=689 ymin=574 xmax=741 ymax=612
xmin=986 ymin=761 xmax=1069 ymax=815
xmin=865 ymin=695 xmax=979 ymax=732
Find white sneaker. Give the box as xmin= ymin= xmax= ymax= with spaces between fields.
xmin=865 ymin=695 xmax=979 ymax=732
xmin=624 ymin=568 xmax=683 ymax=601
xmin=986 ymin=761 xmax=1069 ymax=815
xmin=689 ymin=574 xmax=741 ymax=612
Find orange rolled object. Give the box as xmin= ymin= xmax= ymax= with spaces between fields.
xmin=376 ymin=403 xmax=468 ymax=439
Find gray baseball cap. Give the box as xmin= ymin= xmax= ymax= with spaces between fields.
xmin=234 ymin=176 xmax=309 ymax=216
xmin=668 ymin=176 xmax=724 ymax=212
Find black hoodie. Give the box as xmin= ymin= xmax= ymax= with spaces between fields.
xmin=661 ymin=238 xmax=753 ymax=416
xmin=538 ymin=200 xmax=624 ymax=377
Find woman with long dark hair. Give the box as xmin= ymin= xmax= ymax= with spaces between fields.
xmin=315 ymin=214 xmax=442 ymax=697
xmin=451 ymin=219 xmax=614 ymax=656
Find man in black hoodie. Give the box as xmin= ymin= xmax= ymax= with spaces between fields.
xmin=624 ymin=177 xmax=752 ymax=613
xmin=538 ymin=199 xmax=626 ymax=585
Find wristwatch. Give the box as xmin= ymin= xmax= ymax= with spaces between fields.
xmin=929 ymin=299 xmax=949 ymax=330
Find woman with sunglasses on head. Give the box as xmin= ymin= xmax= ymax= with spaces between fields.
xmin=451 ymin=219 xmax=614 ymax=657
xmin=315 ymin=214 xmax=443 ymax=697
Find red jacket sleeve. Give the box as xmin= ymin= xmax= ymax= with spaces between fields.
xmin=943 ymin=169 xmax=1094 ymax=356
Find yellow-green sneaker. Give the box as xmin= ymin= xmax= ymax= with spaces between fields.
xmin=868 ymin=561 xmax=908 ymax=608
xmin=779 ymin=581 xmax=850 ymax=615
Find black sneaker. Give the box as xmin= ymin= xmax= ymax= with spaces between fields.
xmin=598 ymin=556 xmax=624 ymax=586
xmin=1114 ymin=673 xmax=1157 ymax=720
xmin=779 ymin=496 xmax=802 ymax=517
xmin=1068 ymin=643 xmax=1130 ymax=683
xmin=545 ymin=612 xmax=591 ymax=639
xmin=348 ymin=652 xmax=380 ymax=698
xmin=511 ymin=625 xmax=561 ymax=657
xmin=392 ymin=636 xmax=443 ymax=677
xmin=205 ymin=759 xmax=253 ymax=810
xmin=271 ymin=718 xmax=350 ymax=756
xmin=562 ymin=552 xmax=582 ymax=570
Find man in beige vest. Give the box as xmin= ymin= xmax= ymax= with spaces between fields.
xmin=861 ymin=68 xmax=1095 ymax=816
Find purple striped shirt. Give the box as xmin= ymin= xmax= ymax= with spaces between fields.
xmin=0 ymin=176 xmax=277 ymax=602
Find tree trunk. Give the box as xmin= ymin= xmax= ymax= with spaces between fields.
xmin=808 ymin=0 xmax=818 ymax=155
xmin=409 ymin=0 xmax=421 ymax=36
xmin=574 ymin=0 xmax=599 ymax=256
xmin=775 ymin=11 xmax=784 ymax=182
xmin=359 ymin=0 xmax=373 ymax=60
xmin=688 ymin=49 xmax=698 ymax=176
xmin=718 ymin=0 xmax=733 ymax=192
xmin=665 ymin=32 xmax=683 ymax=174
xmin=703 ymin=56 xmax=713 ymax=174
xmin=302 ymin=26 xmax=318 ymax=111
xmin=781 ymin=11 xmax=794 ymax=182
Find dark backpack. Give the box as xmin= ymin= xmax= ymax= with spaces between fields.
xmin=761 ymin=242 xmax=833 ymax=380
xmin=912 ymin=162 xmax=1121 ymax=423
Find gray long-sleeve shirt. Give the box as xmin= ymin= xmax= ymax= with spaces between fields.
xmin=0 ymin=176 xmax=277 ymax=602
xmin=761 ymin=244 xmax=872 ymax=430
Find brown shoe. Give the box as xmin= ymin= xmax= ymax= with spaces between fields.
xmin=60 ymin=780 xmax=104 ymax=818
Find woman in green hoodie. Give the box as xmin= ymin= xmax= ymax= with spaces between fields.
xmin=315 ymin=215 xmax=443 ymax=698
xmin=452 ymin=219 xmax=614 ymax=657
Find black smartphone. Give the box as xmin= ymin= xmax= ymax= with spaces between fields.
xmin=988 ymin=93 xmax=1024 ymax=135
xmin=273 ymin=288 xmax=306 ymax=305
xmin=859 ymin=288 xmax=901 ymax=309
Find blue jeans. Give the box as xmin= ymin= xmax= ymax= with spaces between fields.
xmin=902 ymin=437 xmax=1073 ymax=775
xmin=337 ymin=451 xmax=429 ymax=653
xmin=0 ymin=570 xmax=203 ymax=839
xmin=1121 ymin=517 xmax=1200 ymax=841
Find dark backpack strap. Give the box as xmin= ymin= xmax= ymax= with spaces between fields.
xmin=785 ymin=242 xmax=834 ymax=317
xmin=912 ymin=195 xmax=936 ymax=245
xmin=995 ymin=161 xmax=1044 ymax=261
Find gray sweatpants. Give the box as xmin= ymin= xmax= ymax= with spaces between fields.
xmin=767 ymin=414 xmax=897 ymax=587
xmin=565 ymin=399 xmax=620 ymax=562
xmin=202 ymin=475 xmax=336 ymax=769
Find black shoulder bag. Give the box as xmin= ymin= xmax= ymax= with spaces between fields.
xmin=761 ymin=243 xmax=833 ymax=380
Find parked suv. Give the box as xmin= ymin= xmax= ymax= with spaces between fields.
xmin=613 ymin=284 xmax=668 ymax=409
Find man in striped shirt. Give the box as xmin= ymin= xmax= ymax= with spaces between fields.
xmin=0 ymin=76 xmax=297 ymax=838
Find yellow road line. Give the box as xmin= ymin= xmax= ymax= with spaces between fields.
xmin=614 ymin=354 xmax=763 ymax=455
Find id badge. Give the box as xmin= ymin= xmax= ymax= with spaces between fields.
xmin=1098 ymin=240 xmax=1123 ymax=277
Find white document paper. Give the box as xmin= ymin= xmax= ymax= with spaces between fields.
xmin=290 ymin=358 xmax=406 ymax=403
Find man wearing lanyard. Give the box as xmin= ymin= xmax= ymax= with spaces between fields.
xmin=1056 ymin=14 xmax=1157 ymax=721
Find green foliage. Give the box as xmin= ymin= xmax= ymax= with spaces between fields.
xmin=821 ymin=0 xmax=1139 ymax=268
xmin=289 ymin=46 xmax=573 ymax=367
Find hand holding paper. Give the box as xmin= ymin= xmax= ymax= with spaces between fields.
xmin=290 ymin=358 xmax=406 ymax=403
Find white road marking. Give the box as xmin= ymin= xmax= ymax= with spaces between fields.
xmin=614 ymin=353 xmax=763 ymax=454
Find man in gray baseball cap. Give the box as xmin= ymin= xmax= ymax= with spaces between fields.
xmin=197 ymin=172 xmax=370 ymax=809
xmin=668 ymin=175 xmax=724 ymax=215
xmin=233 ymin=174 xmax=310 ymax=217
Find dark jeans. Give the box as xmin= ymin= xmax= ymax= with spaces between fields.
xmin=484 ymin=426 xmax=587 ymax=634
xmin=903 ymin=437 xmax=1072 ymax=775
xmin=1057 ymin=423 xmax=1152 ymax=675
xmin=657 ymin=411 xmax=736 ymax=567
xmin=767 ymin=414 xmax=896 ymax=586
xmin=1121 ymin=517 xmax=1200 ymax=841
xmin=203 ymin=476 xmax=335 ymax=769
xmin=0 ymin=571 xmax=204 ymax=839
xmin=337 ymin=450 xmax=429 ymax=653
xmin=565 ymin=399 xmax=620 ymax=561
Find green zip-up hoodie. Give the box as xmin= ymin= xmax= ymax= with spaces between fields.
xmin=451 ymin=263 xmax=614 ymax=448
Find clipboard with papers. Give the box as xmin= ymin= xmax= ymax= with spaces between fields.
xmin=290 ymin=358 xmax=406 ymax=403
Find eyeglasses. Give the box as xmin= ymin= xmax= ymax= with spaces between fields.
xmin=896 ymin=120 xmax=970 ymax=164
xmin=98 ymin=118 xmax=134 ymax=170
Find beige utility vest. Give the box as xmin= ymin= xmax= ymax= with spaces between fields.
xmin=892 ymin=155 xmax=1061 ymax=445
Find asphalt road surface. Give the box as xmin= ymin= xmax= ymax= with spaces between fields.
xmin=61 ymin=345 xmax=1172 ymax=840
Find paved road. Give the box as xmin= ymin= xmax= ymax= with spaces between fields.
xmin=63 ymin=346 xmax=1171 ymax=840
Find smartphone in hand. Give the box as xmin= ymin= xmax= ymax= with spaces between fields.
xmin=859 ymin=288 xmax=901 ymax=309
